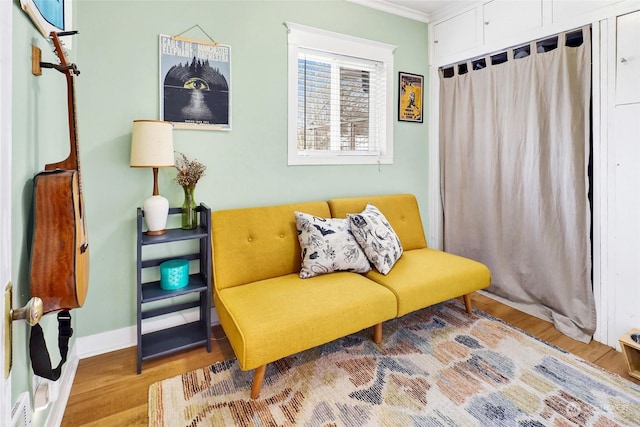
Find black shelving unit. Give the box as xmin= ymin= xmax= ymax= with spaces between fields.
xmin=136 ymin=204 xmax=212 ymax=373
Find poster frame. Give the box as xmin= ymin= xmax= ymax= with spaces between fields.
xmin=159 ymin=34 xmax=232 ymax=131
xmin=398 ymin=71 xmax=423 ymax=123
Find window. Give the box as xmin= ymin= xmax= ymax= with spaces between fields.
xmin=286 ymin=22 xmax=395 ymax=165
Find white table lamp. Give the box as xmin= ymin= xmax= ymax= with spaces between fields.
xmin=130 ymin=120 xmax=174 ymax=235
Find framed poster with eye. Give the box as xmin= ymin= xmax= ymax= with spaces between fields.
xmin=398 ymin=72 xmax=423 ymax=123
xmin=159 ymin=34 xmax=232 ymax=130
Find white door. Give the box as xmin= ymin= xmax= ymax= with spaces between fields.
xmin=0 ymin=0 xmax=13 ymax=424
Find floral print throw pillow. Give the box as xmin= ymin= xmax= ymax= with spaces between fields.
xmin=295 ymin=211 xmax=371 ymax=279
xmin=348 ymin=203 xmax=403 ymax=275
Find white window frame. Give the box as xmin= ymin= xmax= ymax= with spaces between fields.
xmin=286 ymin=22 xmax=395 ymax=166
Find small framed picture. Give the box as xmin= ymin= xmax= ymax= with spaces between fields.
xmin=398 ymin=72 xmax=423 ymax=123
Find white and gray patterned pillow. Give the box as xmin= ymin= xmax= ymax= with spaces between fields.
xmin=295 ymin=211 xmax=371 ymax=279
xmin=348 ymin=203 xmax=403 ymax=275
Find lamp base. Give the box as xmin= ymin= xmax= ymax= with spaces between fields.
xmin=143 ymin=195 xmax=169 ymax=235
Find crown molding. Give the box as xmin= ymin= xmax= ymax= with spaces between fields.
xmin=347 ymin=0 xmax=431 ymax=23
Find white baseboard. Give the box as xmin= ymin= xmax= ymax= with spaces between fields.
xmin=47 ymin=350 xmax=77 ymax=427
xmin=37 ymin=347 xmax=78 ymax=427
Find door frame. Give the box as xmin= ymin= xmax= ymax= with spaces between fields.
xmin=0 ymin=0 xmax=13 ymax=424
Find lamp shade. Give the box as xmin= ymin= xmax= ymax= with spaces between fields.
xmin=130 ymin=120 xmax=174 ymax=167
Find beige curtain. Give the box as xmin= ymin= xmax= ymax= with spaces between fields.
xmin=439 ymin=27 xmax=596 ymax=343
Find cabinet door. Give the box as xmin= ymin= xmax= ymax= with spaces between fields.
xmin=433 ymin=8 xmax=478 ymax=61
xmin=612 ymin=103 xmax=640 ymax=343
xmin=552 ymin=0 xmax=624 ymax=23
xmin=483 ymin=0 xmax=542 ymax=45
xmin=616 ymin=11 xmax=640 ymax=106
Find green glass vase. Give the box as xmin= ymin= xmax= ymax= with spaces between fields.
xmin=181 ymin=185 xmax=197 ymax=230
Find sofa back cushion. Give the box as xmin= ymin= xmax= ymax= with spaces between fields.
xmin=211 ymin=201 xmax=330 ymax=290
xmin=328 ymin=194 xmax=427 ymax=251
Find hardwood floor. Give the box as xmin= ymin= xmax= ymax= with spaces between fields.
xmin=61 ymin=293 xmax=639 ymax=426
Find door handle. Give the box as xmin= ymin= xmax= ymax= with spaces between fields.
xmin=5 ymin=282 xmax=44 ymax=378
xmin=11 ymin=297 xmax=43 ymax=326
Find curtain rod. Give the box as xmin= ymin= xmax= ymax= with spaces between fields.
xmin=439 ymin=25 xmax=588 ymax=70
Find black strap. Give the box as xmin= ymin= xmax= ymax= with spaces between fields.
xmin=29 ymin=310 xmax=73 ymax=381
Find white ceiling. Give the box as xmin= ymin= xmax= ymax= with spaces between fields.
xmin=349 ymin=0 xmax=475 ymax=23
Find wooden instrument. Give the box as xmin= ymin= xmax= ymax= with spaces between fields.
xmin=30 ymin=31 xmax=89 ymax=314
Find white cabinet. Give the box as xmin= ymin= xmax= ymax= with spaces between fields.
xmin=430 ymin=0 xmax=638 ymax=66
xmin=433 ymin=8 xmax=478 ymax=60
xmin=483 ymin=0 xmax=543 ymax=44
xmin=552 ymin=0 xmax=624 ymax=23
xmin=616 ymin=11 xmax=640 ymax=105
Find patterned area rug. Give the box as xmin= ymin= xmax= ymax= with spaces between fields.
xmin=148 ymin=301 xmax=640 ymax=426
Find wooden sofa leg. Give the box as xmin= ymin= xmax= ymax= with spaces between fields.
xmin=463 ymin=294 xmax=472 ymax=314
xmin=373 ymin=323 xmax=383 ymax=344
xmin=251 ymin=365 xmax=267 ymax=399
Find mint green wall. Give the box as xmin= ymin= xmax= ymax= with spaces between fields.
xmin=10 ymin=0 xmax=428 ymax=420
xmin=12 ymin=0 xmax=428 ymax=382
xmin=11 ymin=0 xmax=428 ymax=415
xmin=71 ymin=0 xmax=429 ymax=338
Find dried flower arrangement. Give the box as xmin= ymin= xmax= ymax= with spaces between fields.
xmin=174 ymin=152 xmax=206 ymax=187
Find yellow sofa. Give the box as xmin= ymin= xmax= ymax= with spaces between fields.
xmin=211 ymin=194 xmax=491 ymax=399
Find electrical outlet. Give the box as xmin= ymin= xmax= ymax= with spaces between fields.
xmin=32 ymin=376 xmax=44 ymax=409
xmin=32 ymin=375 xmax=60 ymax=410
xmin=32 ymin=376 xmax=49 ymax=410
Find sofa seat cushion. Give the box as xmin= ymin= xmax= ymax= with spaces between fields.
xmin=365 ymin=248 xmax=491 ymax=317
xmin=215 ymin=271 xmax=397 ymax=370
